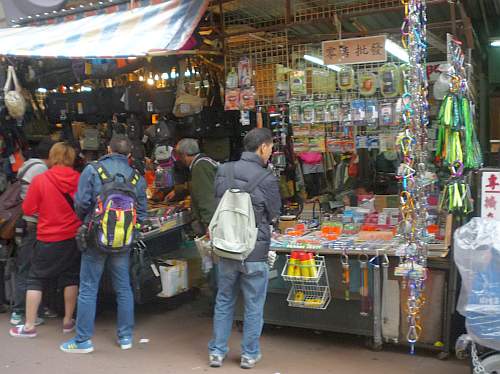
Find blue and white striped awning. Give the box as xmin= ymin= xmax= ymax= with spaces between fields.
xmin=0 ymin=0 xmax=208 ymax=58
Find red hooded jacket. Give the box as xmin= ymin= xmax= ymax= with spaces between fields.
xmin=23 ymin=165 xmax=81 ymax=242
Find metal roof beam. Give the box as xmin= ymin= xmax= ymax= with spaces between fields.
xmin=224 ymin=0 xmax=449 ymax=37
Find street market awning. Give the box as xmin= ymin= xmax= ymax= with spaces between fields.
xmin=0 ymin=0 xmax=209 ymax=58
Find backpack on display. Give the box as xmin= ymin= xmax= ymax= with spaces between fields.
xmin=88 ymin=162 xmax=140 ymax=254
xmin=82 ymin=128 xmax=100 ymax=151
xmin=209 ymin=163 xmax=271 ymax=261
xmin=0 ymin=161 xmax=44 ymax=240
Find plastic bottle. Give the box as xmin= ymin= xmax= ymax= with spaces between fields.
xmin=299 ymin=252 xmax=310 ymax=277
xmin=287 ymin=251 xmax=298 ymax=276
xmin=306 ymin=252 xmax=317 ymax=278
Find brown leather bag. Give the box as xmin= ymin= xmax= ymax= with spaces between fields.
xmin=0 ymin=162 xmax=44 ymax=240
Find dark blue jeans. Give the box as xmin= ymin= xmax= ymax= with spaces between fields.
xmin=208 ymin=258 xmax=269 ymax=359
xmin=75 ymin=248 xmax=134 ymax=342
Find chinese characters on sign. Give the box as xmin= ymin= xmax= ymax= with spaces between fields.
xmin=322 ymin=35 xmax=387 ymax=65
xmin=482 ymin=172 xmax=500 ymax=220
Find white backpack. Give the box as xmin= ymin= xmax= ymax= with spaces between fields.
xmin=209 ymin=163 xmax=271 ymax=261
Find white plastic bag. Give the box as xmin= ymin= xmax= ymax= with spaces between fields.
xmin=455 ymin=218 xmax=500 ymax=350
xmin=194 ymin=235 xmax=213 ymax=274
xmin=4 ymin=66 xmax=26 ymax=119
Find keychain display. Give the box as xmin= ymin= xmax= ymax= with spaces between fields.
xmin=396 ymin=0 xmax=432 ymax=355
xmin=358 ymin=71 xmax=377 ymax=97
xmin=338 ymin=66 xmax=355 ymax=91
xmin=379 ymin=63 xmax=400 ymax=98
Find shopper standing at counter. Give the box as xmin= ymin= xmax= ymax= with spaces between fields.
xmin=60 ymin=135 xmax=147 ymax=354
xmin=208 ymin=128 xmax=281 ymax=370
xmin=175 ymin=138 xmax=218 ymax=236
xmin=10 ymin=142 xmax=81 ymax=338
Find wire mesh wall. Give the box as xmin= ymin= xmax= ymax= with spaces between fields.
xmin=226 ymin=31 xmax=290 ymax=106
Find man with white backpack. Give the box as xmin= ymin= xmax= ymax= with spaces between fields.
xmin=208 ymin=128 xmax=280 ymax=369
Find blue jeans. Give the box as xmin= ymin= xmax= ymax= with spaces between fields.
xmin=75 ymin=248 xmax=134 ymax=342
xmin=208 ymin=258 xmax=269 ymax=359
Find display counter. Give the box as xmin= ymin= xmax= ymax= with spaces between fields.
xmin=235 ymin=233 xmax=453 ymax=357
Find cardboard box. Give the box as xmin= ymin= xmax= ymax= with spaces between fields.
xmin=374 ymin=195 xmax=400 ymax=212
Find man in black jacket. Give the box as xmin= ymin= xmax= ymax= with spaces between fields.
xmin=208 ymin=128 xmax=281 ymax=370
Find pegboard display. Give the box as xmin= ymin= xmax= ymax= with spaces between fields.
xmin=226 ymin=31 xmax=289 ymax=106
xmin=288 ymin=42 xmax=408 ymax=156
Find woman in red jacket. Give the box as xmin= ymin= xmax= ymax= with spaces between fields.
xmin=10 ymin=142 xmax=81 ymax=338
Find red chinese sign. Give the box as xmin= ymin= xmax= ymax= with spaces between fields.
xmin=482 ymin=172 xmax=500 ymax=221
xmin=322 ymin=35 xmax=387 ymax=65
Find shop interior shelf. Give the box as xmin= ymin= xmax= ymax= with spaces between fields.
xmin=287 ymin=283 xmax=331 ymax=310
xmin=281 ymin=255 xmax=326 ymax=284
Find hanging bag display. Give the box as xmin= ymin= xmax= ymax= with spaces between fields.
xmin=4 ymin=66 xmax=26 ymax=119
xmin=173 ymin=60 xmax=205 ymax=118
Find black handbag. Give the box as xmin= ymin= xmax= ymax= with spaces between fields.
xmin=130 ymin=242 xmax=162 ymax=305
xmin=71 ymin=92 xmax=99 ymax=123
xmin=123 ymin=83 xmax=146 ymax=114
xmin=45 ymin=93 xmax=74 ymax=124
xmin=148 ymin=88 xmax=176 ymax=114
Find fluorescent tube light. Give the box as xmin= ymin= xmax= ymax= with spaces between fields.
xmin=303 ymin=54 xmax=342 ymax=72
xmin=385 ymin=39 xmax=409 ymax=62
xmin=491 ymin=40 xmax=500 ymax=47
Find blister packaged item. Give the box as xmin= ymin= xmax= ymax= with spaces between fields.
xmin=275 ymin=81 xmax=290 ymax=103
xmin=359 ymin=72 xmax=377 ymax=96
xmin=293 ymin=124 xmax=310 ymax=137
xmin=240 ymin=110 xmax=251 ymax=126
xmin=379 ymin=101 xmax=395 ymax=126
xmin=314 ymin=100 xmax=327 ymax=123
xmin=326 ymin=99 xmax=341 ymax=123
xmin=290 ymin=70 xmax=307 ymax=96
xmin=351 ymin=99 xmax=366 ymax=124
xmin=340 ymin=102 xmax=352 ymax=126
xmin=338 ymin=66 xmax=355 ymax=91
xmin=226 ymin=68 xmax=238 ymax=89
xmin=301 ymin=101 xmax=315 ymax=124
xmin=238 ymin=57 xmax=252 ymax=88
xmin=293 ymin=137 xmax=309 ymax=153
xmin=240 ymin=87 xmax=256 ymax=110
xmin=365 ymin=99 xmax=379 ymax=127
xmin=310 ymin=124 xmax=326 ymax=137
xmin=224 ymin=88 xmax=240 ymax=111
xmin=289 ymin=101 xmax=302 ymax=124
xmin=379 ymin=63 xmax=400 ymax=98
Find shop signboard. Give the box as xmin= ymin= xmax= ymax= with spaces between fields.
xmin=322 ymin=35 xmax=387 ymax=65
xmin=482 ymin=171 xmax=500 ymax=221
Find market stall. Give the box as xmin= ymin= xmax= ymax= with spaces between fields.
xmin=0 ymin=0 xmax=226 ymax=305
